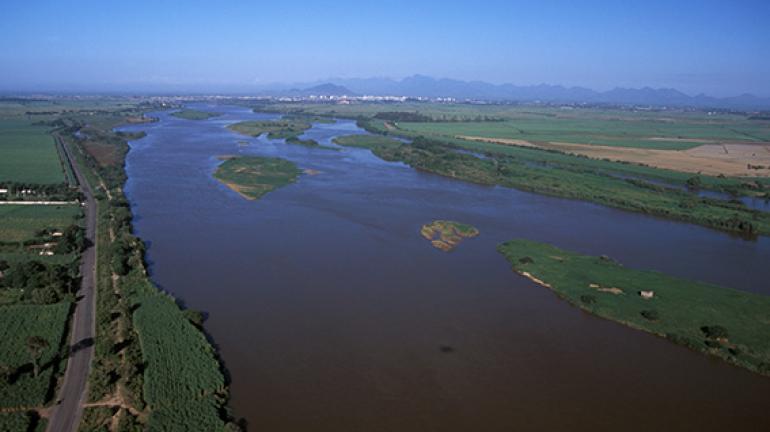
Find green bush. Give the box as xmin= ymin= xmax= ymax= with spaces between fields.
xmin=701 ymin=325 xmax=729 ymax=339
xmin=0 ymin=303 xmax=70 ymax=408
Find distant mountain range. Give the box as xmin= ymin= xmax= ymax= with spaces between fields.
xmin=276 ymin=75 xmax=770 ymax=110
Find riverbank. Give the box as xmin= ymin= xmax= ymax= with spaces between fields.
xmin=332 ymin=133 xmax=770 ymax=237
xmin=497 ymin=239 xmax=770 ymax=376
xmin=58 ymin=109 xmax=240 ymax=430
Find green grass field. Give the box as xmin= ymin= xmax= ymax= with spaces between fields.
xmin=0 ymin=205 xmax=81 ymax=243
xmin=0 ymin=119 xmax=65 ymax=184
xmin=170 ymin=109 xmax=221 ymax=120
xmin=214 ymin=156 xmax=301 ymax=200
xmin=497 ymin=239 xmax=770 ymax=376
xmin=396 ymin=120 xmax=706 ymax=150
xmin=0 ymin=302 xmax=71 ymax=408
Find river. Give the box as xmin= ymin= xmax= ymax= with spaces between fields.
xmin=122 ymin=104 xmax=770 ymax=431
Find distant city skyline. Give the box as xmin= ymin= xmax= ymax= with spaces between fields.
xmin=1 ymin=0 xmax=769 ymax=97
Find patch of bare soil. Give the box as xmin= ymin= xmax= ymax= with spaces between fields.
xmin=589 ymin=283 xmax=624 ymax=295
xmin=459 ymin=135 xmax=770 ymax=177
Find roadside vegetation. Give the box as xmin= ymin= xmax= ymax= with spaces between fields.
xmin=497 ymin=239 xmax=770 ymax=376
xmin=0 ymin=412 xmax=46 ymax=432
xmin=56 ymin=105 xmax=241 ymax=430
xmin=170 ymin=109 xmax=221 ymax=121
xmin=0 ymin=103 xmax=88 ymax=424
xmin=214 ymin=156 xmax=301 ymax=200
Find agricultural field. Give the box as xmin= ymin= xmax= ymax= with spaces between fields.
xmin=0 ymin=302 xmax=71 ymax=408
xmin=0 ymin=204 xmax=81 ymax=243
xmin=214 ymin=156 xmax=301 ymax=200
xmin=395 ymin=116 xmax=770 ymax=150
xmin=170 ymin=109 xmax=221 ymax=120
xmin=257 ymin=102 xmax=770 ymax=176
xmin=124 ymin=273 xmax=230 ymax=431
xmin=497 ymin=239 xmax=770 ymax=376
xmin=0 ymin=119 xmax=65 ymax=184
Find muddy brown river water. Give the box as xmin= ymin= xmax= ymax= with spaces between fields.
xmin=122 ymin=105 xmax=770 ymax=431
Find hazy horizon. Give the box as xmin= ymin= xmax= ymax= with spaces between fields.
xmin=2 ymin=0 xmax=769 ymax=97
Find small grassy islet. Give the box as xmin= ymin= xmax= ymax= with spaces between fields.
xmin=170 ymin=109 xmax=221 ymax=120
xmin=420 ymin=220 xmax=479 ymax=252
xmin=213 ymin=155 xmax=301 ymax=200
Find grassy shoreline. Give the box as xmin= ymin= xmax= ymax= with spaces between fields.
xmin=497 ymin=239 xmax=770 ymax=377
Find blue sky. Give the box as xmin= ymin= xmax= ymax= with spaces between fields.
xmin=1 ymin=0 xmax=768 ymax=96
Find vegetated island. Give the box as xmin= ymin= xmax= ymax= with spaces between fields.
xmin=332 ymin=134 xmax=402 ymax=150
xmin=227 ymin=119 xmax=320 ymax=147
xmin=420 ymin=220 xmax=479 ymax=251
xmin=214 ymin=155 xmax=301 ymax=200
xmin=170 ymin=109 xmax=222 ymax=120
xmin=497 ymin=239 xmax=770 ymax=376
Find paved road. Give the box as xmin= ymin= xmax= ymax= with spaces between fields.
xmin=47 ymin=136 xmax=97 ymax=432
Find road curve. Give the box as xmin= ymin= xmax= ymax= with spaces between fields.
xmin=46 ymin=136 xmax=97 ymax=432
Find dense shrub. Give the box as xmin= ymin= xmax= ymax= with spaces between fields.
xmin=701 ymin=325 xmax=729 ymax=339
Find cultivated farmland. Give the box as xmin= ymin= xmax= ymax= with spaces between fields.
xmin=0 ymin=204 xmax=81 ymax=243
xmin=0 ymin=119 xmax=65 ymax=184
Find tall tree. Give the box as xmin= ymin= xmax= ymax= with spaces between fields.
xmin=26 ymin=336 xmax=49 ymax=378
